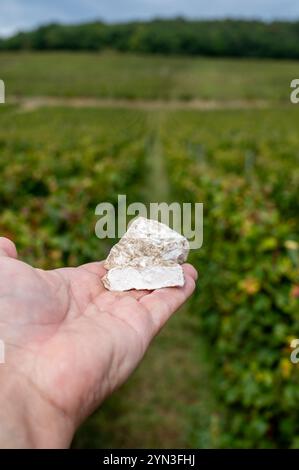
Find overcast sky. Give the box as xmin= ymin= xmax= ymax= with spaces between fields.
xmin=1 ymin=0 xmax=299 ymax=37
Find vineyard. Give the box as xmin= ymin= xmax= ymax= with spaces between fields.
xmin=0 ymin=106 xmax=147 ymax=266
xmin=163 ymin=109 xmax=299 ymax=447
xmin=0 ymin=52 xmax=299 ymax=448
xmin=1 ymin=52 xmax=298 ymax=102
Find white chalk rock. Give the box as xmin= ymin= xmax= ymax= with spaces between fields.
xmin=104 ymin=217 xmax=189 ymax=269
xmin=102 ymin=217 xmax=189 ymax=291
xmin=103 ymin=265 xmax=185 ymax=291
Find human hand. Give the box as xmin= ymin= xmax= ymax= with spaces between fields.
xmin=0 ymin=237 xmax=197 ymax=448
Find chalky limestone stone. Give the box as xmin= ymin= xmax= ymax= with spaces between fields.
xmin=102 ymin=217 xmax=189 ymax=291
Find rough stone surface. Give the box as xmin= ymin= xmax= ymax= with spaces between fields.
xmin=102 ymin=217 xmax=189 ymax=291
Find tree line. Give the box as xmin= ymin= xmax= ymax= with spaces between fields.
xmin=1 ymin=18 xmax=299 ymax=59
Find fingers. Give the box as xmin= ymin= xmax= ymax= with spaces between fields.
xmin=140 ymin=263 xmax=197 ymax=334
xmin=0 ymin=237 xmax=18 ymax=259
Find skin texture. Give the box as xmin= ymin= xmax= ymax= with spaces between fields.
xmin=0 ymin=237 xmax=197 ymax=448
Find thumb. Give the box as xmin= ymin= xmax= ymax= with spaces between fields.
xmin=0 ymin=237 xmax=18 ymax=258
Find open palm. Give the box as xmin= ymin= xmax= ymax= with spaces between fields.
xmin=0 ymin=237 xmax=197 ymax=448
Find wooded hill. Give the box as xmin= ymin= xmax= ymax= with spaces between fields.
xmin=1 ymin=18 xmax=299 ymax=59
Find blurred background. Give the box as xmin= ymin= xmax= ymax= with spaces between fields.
xmin=0 ymin=0 xmax=299 ymax=448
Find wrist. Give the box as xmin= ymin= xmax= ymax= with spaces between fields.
xmin=0 ymin=366 xmax=75 ymax=448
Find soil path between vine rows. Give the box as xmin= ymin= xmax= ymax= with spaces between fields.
xmin=11 ymin=95 xmax=271 ymax=112
xmin=73 ymin=111 xmax=220 ymax=448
